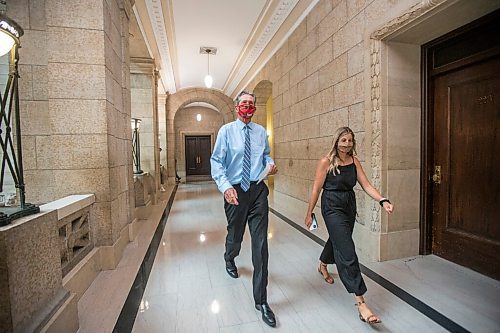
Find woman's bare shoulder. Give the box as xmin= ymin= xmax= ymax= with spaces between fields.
xmin=319 ymin=156 xmax=330 ymax=164
xmin=353 ymin=156 xmax=364 ymax=169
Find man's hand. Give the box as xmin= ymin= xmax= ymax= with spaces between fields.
xmin=268 ymin=164 xmax=278 ymax=176
xmin=224 ymin=187 xmax=239 ymax=205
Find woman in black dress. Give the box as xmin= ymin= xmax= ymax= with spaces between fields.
xmin=304 ymin=126 xmax=394 ymax=324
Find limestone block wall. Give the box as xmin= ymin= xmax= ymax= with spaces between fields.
xmin=0 ymin=210 xmax=68 ymax=333
xmin=245 ymin=0 xmax=424 ymax=262
xmin=104 ymin=0 xmax=134 ymax=247
xmin=174 ymin=106 xmax=224 ymax=178
xmin=7 ymin=0 xmax=134 ymax=250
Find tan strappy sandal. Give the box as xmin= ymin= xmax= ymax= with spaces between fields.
xmin=317 ymin=262 xmax=334 ymax=284
xmin=356 ymin=301 xmax=382 ymax=324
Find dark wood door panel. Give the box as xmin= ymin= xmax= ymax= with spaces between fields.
xmin=185 ymin=137 xmax=198 ymax=173
xmin=197 ymin=137 xmax=211 ymax=175
xmin=432 ymin=56 xmax=500 ymax=279
xmin=185 ymin=136 xmax=211 ymax=176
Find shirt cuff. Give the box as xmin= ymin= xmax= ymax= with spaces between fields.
xmin=219 ymin=181 xmax=233 ymax=194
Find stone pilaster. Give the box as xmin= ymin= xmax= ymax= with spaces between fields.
xmin=130 ymin=58 xmax=161 ymax=202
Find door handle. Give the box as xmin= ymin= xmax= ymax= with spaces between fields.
xmin=432 ymin=165 xmax=441 ymax=184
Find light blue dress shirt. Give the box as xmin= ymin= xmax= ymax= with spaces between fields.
xmin=211 ymin=119 xmax=274 ymax=193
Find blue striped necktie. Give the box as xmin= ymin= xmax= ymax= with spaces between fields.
xmin=241 ymin=125 xmax=251 ymax=192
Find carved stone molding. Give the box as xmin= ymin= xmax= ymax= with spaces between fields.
xmin=367 ymin=0 xmax=444 ymax=231
xmin=370 ymin=0 xmax=446 ymax=40
xmin=59 ymin=207 xmax=93 ymax=276
xmin=145 ymin=0 xmax=176 ymax=92
xmin=368 ymin=39 xmax=382 ymax=232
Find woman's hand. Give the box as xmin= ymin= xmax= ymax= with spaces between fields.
xmin=305 ymin=214 xmax=312 ymax=228
xmin=224 ymin=188 xmax=239 ymax=205
xmin=382 ymin=202 xmax=394 ymax=214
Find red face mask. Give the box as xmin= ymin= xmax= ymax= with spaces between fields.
xmin=237 ymin=103 xmax=256 ymax=119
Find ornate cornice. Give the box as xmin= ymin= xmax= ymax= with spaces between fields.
xmin=370 ymin=0 xmax=446 ymax=40
xmin=145 ymin=0 xmax=176 ymax=92
xmin=224 ymin=0 xmax=300 ymax=96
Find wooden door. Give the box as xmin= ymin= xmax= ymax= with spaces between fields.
xmin=423 ymin=10 xmax=500 ymax=280
xmin=431 ymin=56 xmax=500 ymax=279
xmin=185 ymin=136 xmax=211 ymax=176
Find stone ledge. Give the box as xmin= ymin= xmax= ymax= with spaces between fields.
xmin=40 ymin=194 xmax=95 ymax=220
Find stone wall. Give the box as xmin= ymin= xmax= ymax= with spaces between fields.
xmin=245 ymin=0 xmax=423 ymax=261
xmin=243 ymin=0 xmax=500 ymax=261
xmin=8 ymin=0 xmax=134 ymax=252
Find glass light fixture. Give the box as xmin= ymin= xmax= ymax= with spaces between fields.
xmin=0 ymin=12 xmax=40 ymax=226
xmin=196 ymin=113 xmax=201 ymax=121
xmin=0 ymin=14 xmax=21 ymax=57
xmin=201 ymin=47 xmax=216 ymax=88
xmin=204 ymin=48 xmax=213 ymax=88
xmin=131 ymin=118 xmax=141 ymax=130
xmin=204 ymin=74 xmax=213 ymax=88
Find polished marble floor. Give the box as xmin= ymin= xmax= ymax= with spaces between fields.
xmin=78 ymin=182 xmax=500 ymax=333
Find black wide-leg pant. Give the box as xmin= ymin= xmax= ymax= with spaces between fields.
xmin=319 ymin=191 xmax=367 ymax=296
xmin=224 ymin=182 xmax=269 ymax=304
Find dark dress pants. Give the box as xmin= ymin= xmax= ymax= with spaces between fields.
xmin=224 ymin=182 xmax=269 ymax=304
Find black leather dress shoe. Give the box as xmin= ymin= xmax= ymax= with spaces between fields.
xmin=255 ymin=303 xmax=276 ymax=327
xmin=225 ymin=260 xmax=238 ymax=278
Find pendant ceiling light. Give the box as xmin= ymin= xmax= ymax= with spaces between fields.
xmin=200 ymin=46 xmax=217 ymax=89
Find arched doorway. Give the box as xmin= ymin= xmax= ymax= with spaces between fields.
xmin=166 ymin=88 xmax=234 ymax=183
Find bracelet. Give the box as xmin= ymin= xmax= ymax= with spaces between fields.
xmin=379 ymin=198 xmax=391 ymax=206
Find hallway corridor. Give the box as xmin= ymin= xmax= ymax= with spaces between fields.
xmin=75 ymin=182 xmax=499 ymax=333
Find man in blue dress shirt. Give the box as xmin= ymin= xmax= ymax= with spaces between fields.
xmin=211 ymin=91 xmax=278 ymax=327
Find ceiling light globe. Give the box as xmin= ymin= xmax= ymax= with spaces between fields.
xmin=204 ymin=74 xmax=213 ymax=88
xmin=0 ymin=31 xmax=14 ymax=56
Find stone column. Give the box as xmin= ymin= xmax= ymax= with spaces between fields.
xmin=166 ymin=104 xmax=177 ymax=184
xmin=158 ymin=92 xmax=168 ymax=184
xmin=130 ymin=58 xmax=161 ymax=203
xmin=9 ymin=0 xmax=135 ymax=269
xmin=152 ymin=70 xmax=161 ymax=193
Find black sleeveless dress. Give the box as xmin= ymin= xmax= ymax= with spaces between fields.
xmin=321 ymin=163 xmax=357 ymax=221
xmin=319 ymin=162 xmax=367 ymax=296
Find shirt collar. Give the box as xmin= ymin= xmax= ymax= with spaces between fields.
xmin=236 ymin=119 xmax=252 ymax=130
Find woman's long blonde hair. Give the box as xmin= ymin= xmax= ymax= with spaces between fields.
xmin=326 ymin=126 xmax=356 ymax=175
